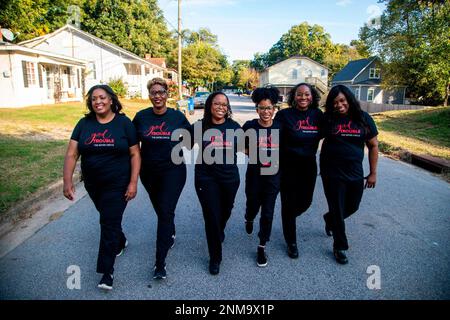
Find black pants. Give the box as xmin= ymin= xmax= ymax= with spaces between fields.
xmin=195 ymin=177 xmax=240 ymax=263
xmin=245 ymin=170 xmax=280 ymax=245
xmin=85 ymin=185 xmax=128 ymax=275
xmin=321 ymin=176 xmax=364 ymax=250
xmin=280 ymin=156 xmax=317 ymax=245
xmin=140 ymin=165 xmax=187 ymax=266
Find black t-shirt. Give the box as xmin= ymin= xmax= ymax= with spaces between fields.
xmin=243 ymin=118 xmax=281 ymax=172
xmin=71 ymin=114 xmax=138 ymax=187
xmin=320 ymin=111 xmax=378 ymax=181
xmin=193 ymin=118 xmax=242 ymax=183
xmin=274 ymin=107 xmax=323 ymax=160
xmin=133 ymin=107 xmax=190 ymax=171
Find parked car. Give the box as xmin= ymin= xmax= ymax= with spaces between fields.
xmin=193 ymin=91 xmax=210 ymax=108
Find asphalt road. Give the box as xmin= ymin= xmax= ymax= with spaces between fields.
xmin=1 ymin=94 xmax=449 ymax=300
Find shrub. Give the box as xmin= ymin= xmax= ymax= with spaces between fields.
xmin=108 ymin=77 xmax=127 ymax=98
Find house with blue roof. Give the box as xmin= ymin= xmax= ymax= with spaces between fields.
xmin=331 ymin=56 xmax=407 ymax=104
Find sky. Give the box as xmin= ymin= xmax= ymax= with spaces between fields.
xmin=157 ymin=0 xmax=385 ymax=62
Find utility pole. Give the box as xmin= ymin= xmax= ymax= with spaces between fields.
xmin=177 ymin=0 xmax=182 ymax=100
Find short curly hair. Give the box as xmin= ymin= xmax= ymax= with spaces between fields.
xmin=251 ymin=87 xmax=280 ymax=106
xmin=147 ymin=77 xmax=168 ymax=93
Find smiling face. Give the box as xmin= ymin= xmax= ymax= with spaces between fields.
xmin=256 ymin=99 xmax=275 ymax=125
xmin=148 ymin=84 xmax=168 ymax=109
xmin=294 ymin=85 xmax=313 ymax=111
xmin=210 ymin=94 xmax=229 ymax=123
xmin=333 ymin=93 xmax=350 ymax=115
xmin=91 ymin=88 xmax=113 ymax=117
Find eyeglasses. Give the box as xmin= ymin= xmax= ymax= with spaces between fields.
xmin=257 ymin=106 xmax=274 ymax=111
xmin=149 ymin=90 xmax=167 ymax=97
xmin=212 ymin=102 xmax=228 ymax=108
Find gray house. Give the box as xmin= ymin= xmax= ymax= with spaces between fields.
xmin=332 ymin=57 xmax=406 ymax=104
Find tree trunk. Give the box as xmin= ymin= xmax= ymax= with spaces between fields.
xmin=444 ymin=83 xmax=449 ymax=107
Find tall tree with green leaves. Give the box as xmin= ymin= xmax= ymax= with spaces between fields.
xmin=173 ymin=28 xmax=232 ymax=92
xmin=231 ymin=60 xmax=259 ymax=90
xmin=250 ymin=21 xmax=365 ymax=81
xmin=81 ymin=0 xmax=175 ymax=58
xmin=0 ymin=0 xmax=83 ymax=41
xmin=259 ymin=22 xmax=335 ymax=68
xmin=359 ymin=0 xmax=450 ymax=106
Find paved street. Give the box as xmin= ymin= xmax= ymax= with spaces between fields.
xmin=0 ymin=94 xmax=449 ymax=300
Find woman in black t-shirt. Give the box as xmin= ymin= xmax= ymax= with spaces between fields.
xmin=243 ymin=87 xmax=281 ymax=268
xmin=320 ymin=85 xmax=379 ymax=264
xmin=132 ymin=78 xmax=191 ymax=280
xmin=63 ymin=85 xmax=141 ymax=290
xmin=274 ymin=83 xmax=323 ymax=259
xmin=192 ymin=92 xmax=242 ymax=275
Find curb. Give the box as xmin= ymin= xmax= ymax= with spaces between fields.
xmin=0 ymin=171 xmax=81 ymax=239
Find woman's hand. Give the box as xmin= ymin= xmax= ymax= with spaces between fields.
xmin=125 ymin=181 xmax=138 ymax=201
xmin=63 ymin=181 xmax=76 ymax=200
xmin=364 ymin=172 xmax=377 ymax=189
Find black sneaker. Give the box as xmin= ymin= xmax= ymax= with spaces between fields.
xmin=333 ymin=249 xmax=348 ymax=264
xmin=116 ymin=239 xmax=129 ymax=257
xmin=245 ymin=220 xmax=253 ymax=234
xmin=257 ymin=246 xmax=268 ymax=267
xmin=209 ymin=261 xmax=220 ymax=275
xmin=153 ymin=264 xmax=167 ymax=280
xmin=287 ymin=243 xmax=299 ymax=259
xmin=169 ymin=234 xmax=176 ymax=249
xmin=97 ymin=273 xmax=113 ymax=290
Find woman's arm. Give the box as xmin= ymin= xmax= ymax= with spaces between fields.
xmin=63 ymin=140 xmax=80 ymax=201
xmin=365 ymin=136 xmax=379 ymax=188
xmin=125 ymin=144 xmax=141 ymax=201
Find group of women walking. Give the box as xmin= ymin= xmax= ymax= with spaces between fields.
xmin=63 ymin=78 xmax=378 ymax=290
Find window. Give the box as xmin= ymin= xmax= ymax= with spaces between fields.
xmin=88 ymin=62 xmax=96 ymax=79
xmin=38 ymin=64 xmax=43 ymax=88
xmin=367 ymin=88 xmax=375 ymax=101
xmin=297 ymin=60 xmax=303 ymax=66
xmin=22 ymin=61 xmax=36 ymax=87
xmin=369 ymin=67 xmax=380 ymax=79
xmin=292 ymin=69 xmax=298 ymax=79
xmin=321 ymin=69 xmax=326 ymax=77
xmin=355 ymin=87 xmax=360 ymax=99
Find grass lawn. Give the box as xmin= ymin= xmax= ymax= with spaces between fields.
xmin=372 ymin=106 xmax=450 ymax=160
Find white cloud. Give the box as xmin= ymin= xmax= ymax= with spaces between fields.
xmin=336 ymin=0 xmax=352 ymax=6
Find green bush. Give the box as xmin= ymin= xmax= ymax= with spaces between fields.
xmin=108 ymin=77 xmax=127 ymax=98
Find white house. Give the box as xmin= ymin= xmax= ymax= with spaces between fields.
xmin=259 ymin=56 xmax=329 ymax=101
xmin=20 ymin=24 xmax=166 ymax=98
xmin=0 ymin=43 xmax=87 ymax=108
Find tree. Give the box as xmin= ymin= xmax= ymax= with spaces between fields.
xmin=0 ymin=0 xmax=83 ymax=41
xmin=359 ymin=0 xmax=450 ymax=105
xmin=256 ymin=22 xmax=335 ymax=68
xmin=81 ymin=0 xmax=175 ymax=58
xmin=231 ymin=60 xmax=259 ymax=90
xmin=173 ymin=28 xmax=232 ymax=92
xmin=0 ymin=0 xmax=176 ymax=59
xmin=250 ymin=21 xmax=365 ymax=81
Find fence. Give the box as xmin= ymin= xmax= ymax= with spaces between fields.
xmin=359 ymin=101 xmax=429 ymax=113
